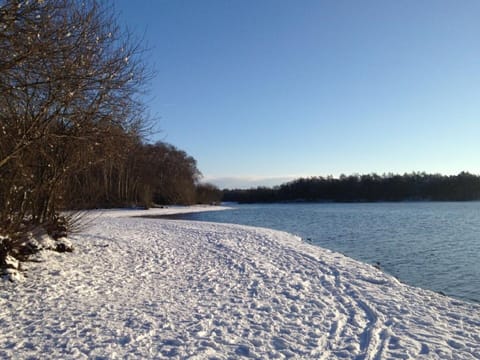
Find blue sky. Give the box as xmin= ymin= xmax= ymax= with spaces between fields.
xmin=115 ymin=0 xmax=480 ymax=188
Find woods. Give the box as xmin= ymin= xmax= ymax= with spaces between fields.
xmin=0 ymin=0 xmax=218 ymax=272
xmin=223 ymin=172 xmax=480 ymax=203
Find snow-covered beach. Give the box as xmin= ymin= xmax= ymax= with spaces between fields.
xmin=1 ymin=206 xmax=479 ymax=359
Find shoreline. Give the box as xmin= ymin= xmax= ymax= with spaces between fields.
xmin=1 ymin=206 xmax=479 ymax=358
xmin=138 ymin=205 xmax=480 ymax=305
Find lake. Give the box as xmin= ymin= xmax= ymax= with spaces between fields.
xmin=165 ymin=202 xmax=480 ymax=303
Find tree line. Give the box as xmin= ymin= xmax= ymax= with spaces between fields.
xmin=64 ymin=141 xmax=222 ymax=209
xmin=0 ymin=0 xmax=220 ymax=271
xmin=223 ymin=172 xmax=480 ymax=203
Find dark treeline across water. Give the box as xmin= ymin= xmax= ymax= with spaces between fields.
xmin=223 ymin=172 xmax=480 ymax=203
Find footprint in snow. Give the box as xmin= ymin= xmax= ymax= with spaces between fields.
xmin=235 ymin=344 xmax=251 ymax=357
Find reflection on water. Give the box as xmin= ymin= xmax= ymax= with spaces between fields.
xmin=161 ymin=202 xmax=480 ymax=303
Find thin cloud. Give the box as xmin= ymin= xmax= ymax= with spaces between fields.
xmin=203 ymin=175 xmax=303 ymax=189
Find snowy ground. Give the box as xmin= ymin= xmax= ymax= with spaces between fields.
xmin=1 ymin=206 xmax=479 ymax=359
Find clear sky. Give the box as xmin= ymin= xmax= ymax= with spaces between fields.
xmin=115 ymin=0 xmax=480 ymax=189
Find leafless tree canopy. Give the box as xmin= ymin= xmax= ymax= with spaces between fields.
xmin=0 ymin=0 xmax=219 ymax=269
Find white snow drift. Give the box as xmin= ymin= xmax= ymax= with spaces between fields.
xmin=1 ymin=206 xmax=479 ymax=359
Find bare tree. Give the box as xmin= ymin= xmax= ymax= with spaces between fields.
xmin=0 ymin=0 xmax=149 ymax=266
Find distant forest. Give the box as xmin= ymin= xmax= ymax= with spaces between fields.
xmin=223 ymin=172 xmax=480 ymax=203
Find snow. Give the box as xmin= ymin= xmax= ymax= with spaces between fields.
xmin=1 ymin=206 xmax=479 ymax=359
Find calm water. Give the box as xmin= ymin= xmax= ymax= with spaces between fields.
xmin=167 ymin=202 xmax=480 ymax=303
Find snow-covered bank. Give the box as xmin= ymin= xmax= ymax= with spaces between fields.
xmin=82 ymin=204 xmax=232 ymax=219
xmin=1 ymin=207 xmax=479 ymax=359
